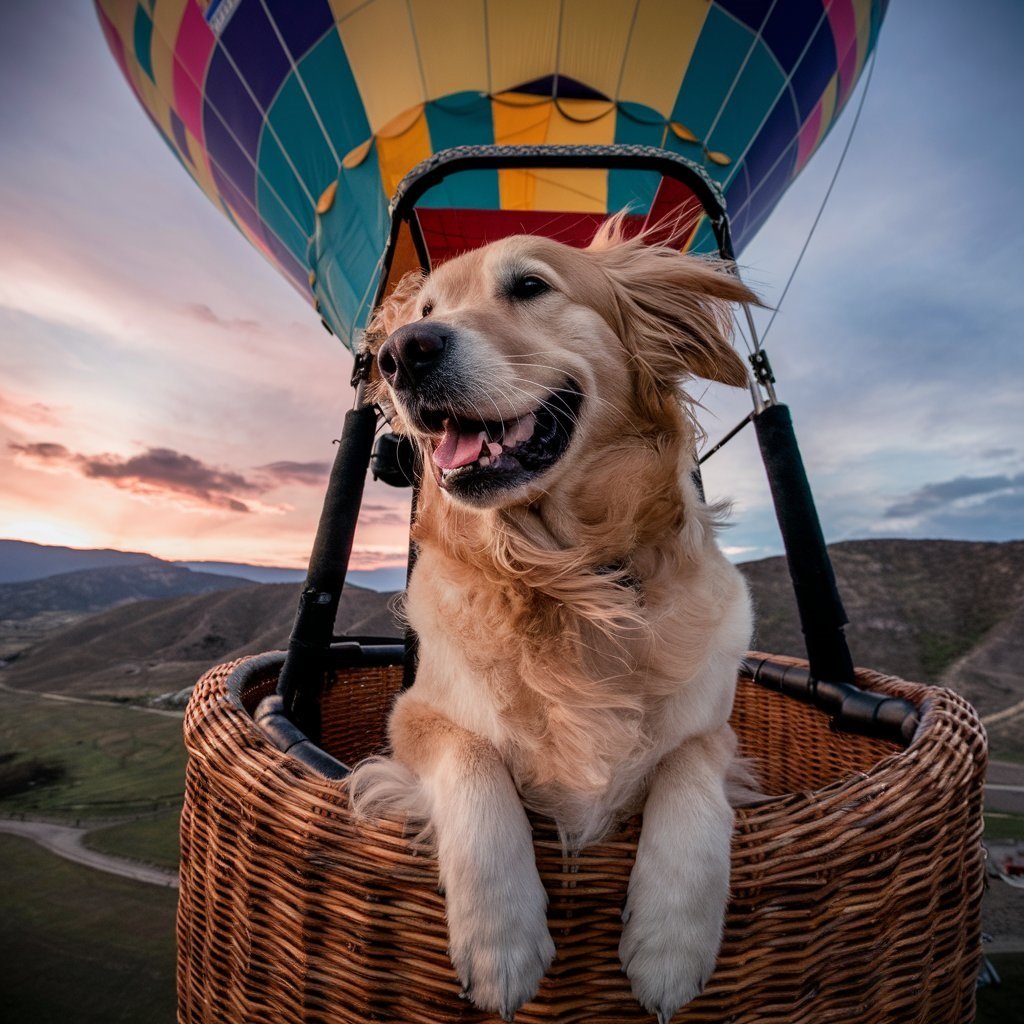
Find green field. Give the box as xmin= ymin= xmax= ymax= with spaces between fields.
xmin=84 ymin=810 xmax=181 ymax=870
xmin=985 ymin=811 xmax=1024 ymax=843
xmin=987 ymin=718 xmax=1024 ymax=766
xmin=977 ymin=953 xmax=1024 ymax=1024
xmin=0 ymin=688 xmax=186 ymax=819
xmin=0 ymin=833 xmax=177 ymax=1024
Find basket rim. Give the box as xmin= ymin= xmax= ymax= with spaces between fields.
xmin=184 ymin=649 xmax=986 ymax=842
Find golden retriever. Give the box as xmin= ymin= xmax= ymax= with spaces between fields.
xmin=349 ymin=219 xmax=756 ymax=1022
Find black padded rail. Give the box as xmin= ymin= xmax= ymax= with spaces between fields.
xmin=391 ymin=144 xmax=727 ymax=227
xmin=741 ymin=655 xmax=919 ymax=746
xmin=276 ymin=403 xmax=379 ymax=740
xmin=380 ymin=144 xmax=736 ymax=293
xmin=243 ymin=643 xmax=405 ymax=779
xmin=752 ymin=403 xmax=855 ymax=687
xmin=245 ymin=649 xmax=919 ymax=784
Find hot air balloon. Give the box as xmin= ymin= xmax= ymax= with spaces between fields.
xmin=96 ymin=0 xmax=885 ymax=345
xmin=95 ymin=4 xmax=986 ymax=1022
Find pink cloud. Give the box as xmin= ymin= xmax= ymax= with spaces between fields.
xmin=257 ymin=460 xmax=331 ymax=486
xmin=0 ymin=391 xmax=62 ymax=430
xmin=349 ymin=546 xmax=411 ymax=570
xmin=10 ymin=441 xmax=269 ymax=514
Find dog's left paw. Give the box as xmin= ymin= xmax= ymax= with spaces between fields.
xmin=618 ymin=882 xmax=720 ymax=1023
xmin=447 ymin=871 xmax=555 ymax=1020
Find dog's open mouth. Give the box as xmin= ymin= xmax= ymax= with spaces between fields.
xmin=422 ymin=382 xmax=582 ymax=499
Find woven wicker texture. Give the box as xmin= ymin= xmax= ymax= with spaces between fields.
xmin=178 ymin=652 xmax=986 ymax=1023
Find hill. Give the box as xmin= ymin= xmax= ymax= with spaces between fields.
xmin=742 ymin=538 xmax=1024 ymax=716
xmin=0 ymin=564 xmax=251 ymax=621
xmin=175 ymin=559 xmax=408 ymax=592
xmin=1 ymin=582 xmax=401 ymax=700
xmin=0 ymin=538 xmax=406 ymax=592
xmin=173 ymin=560 xmax=305 ymax=584
xmin=3 ymin=538 xmax=1022 ymax=723
xmin=0 ymin=562 xmax=256 ymax=663
xmin=0 ymin=540 xmax=161 ymax=583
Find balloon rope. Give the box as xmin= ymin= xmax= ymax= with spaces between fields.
xmin=733 ymin=311 xmax=755 ymax=356
xmin=760 ymin=47 xmax=879 ymax=344
xmin=698 ymin=412 xmax=754 ymax=465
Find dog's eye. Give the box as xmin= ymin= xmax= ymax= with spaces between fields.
xmin=421 ymin=302 xmax=434 ymax=318
xmin=508 ymin=275 xmax=550 ymax=302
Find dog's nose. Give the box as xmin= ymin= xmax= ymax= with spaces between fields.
xmin=377 ymin=323 xmax=448 ymax=387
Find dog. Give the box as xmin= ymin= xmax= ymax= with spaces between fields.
xmin=349 ymin=218 xmax=757 ymax=1023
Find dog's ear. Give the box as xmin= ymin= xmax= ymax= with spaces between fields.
xmin=362 ymin=270 xmax=425 ymax=352
xmin=591 ymin=240 xmax=757 ymax=390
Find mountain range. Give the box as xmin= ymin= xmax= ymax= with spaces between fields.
xmin=0 ymin=539 xmax=405 ymax=592
xmin=0 ymin=563 xmax=251 ymax=621
xmin=0 ymin=578 xmax=400 ymax=699
xmin=745 ymin=539 xmax=1024 ymax=718
xmin=1 ymin=540 xmax=1022 ymax=747
xmin=0 ymin=540 xmax=162 ymax=583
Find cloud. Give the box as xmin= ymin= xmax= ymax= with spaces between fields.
xmin=184 ymin=303 xmax=264 ymax=334
xmin=885 ymin=473 xmax=1024 ymax=518
xmin=349 ymin=546 xmax=412 ymax=569
xmin=359 ymin=502 xmax=411 ymax=527
xmin=871 ymin=487 xmax=1024 ymax=545
xmin=257 ymin=460 xmax=331 ymax=486
xmin=0 ymin=391 xmax=61 ymax=430
xmin=12 ymin=441 xmax=68 ymax=461
xmin=10 ymin=441 xmax=268 ymax=514
xmin=720 ymin=545 xmax=759 ymax=559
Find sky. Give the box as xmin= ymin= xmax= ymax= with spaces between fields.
xmin=1 ymin=0 xmax=1022 ymax=579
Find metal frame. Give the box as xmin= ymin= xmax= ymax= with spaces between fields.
xmin=273 ymin=144 xmax=856 ymax=742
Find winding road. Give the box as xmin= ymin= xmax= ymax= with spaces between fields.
xmin=0 ymin=680 xmax=185 ymax=718
xmin=0 ymin=817 xmax=179 ymax=888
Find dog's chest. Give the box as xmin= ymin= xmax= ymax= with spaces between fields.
xmin=407 ymin=558 xmax=659 ymax=814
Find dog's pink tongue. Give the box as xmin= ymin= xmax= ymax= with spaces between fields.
xmin=433 ymin=420 xmax=485 ymax=470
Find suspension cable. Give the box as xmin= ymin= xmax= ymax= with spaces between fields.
xmin=760 ymin=46 xmax=879 ymax=345
xmin=699 ymin=411 xmax=755 ymax=465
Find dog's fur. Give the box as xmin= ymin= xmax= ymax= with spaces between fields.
xmin=349 ymin=221 xmax=757 ymax=1022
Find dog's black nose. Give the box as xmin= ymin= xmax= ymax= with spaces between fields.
xmin=377 ymin=323 xmax=448 ymax=387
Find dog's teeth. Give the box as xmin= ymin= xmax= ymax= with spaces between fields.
xmin=479 ymin=455 xmax=490 ymax=467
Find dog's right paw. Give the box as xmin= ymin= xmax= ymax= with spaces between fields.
xmin=619 ymin=901 xmax=717 ymax=1024
xmin=618 ymin=821 xmax=728 ymax=1023
xmin=446 ymin=876 xmax=555 ymax=1020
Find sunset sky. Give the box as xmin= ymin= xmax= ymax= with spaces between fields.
xmin=1 ymin=0 xmax=1021 ymax=579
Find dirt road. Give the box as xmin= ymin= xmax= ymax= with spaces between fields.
xmin=0 ymin=680 xmax=184 ymax=718
xmin=987 ymin=760 xmax=1024 ymax=816
xmin=0 ymin=817 xmax=178 ymax=888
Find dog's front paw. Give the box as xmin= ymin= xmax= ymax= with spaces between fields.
xmin=618 ymin=878 xmax=722 ymax=1023
xmin=446 ymin=874 xmax=555 ymax=1020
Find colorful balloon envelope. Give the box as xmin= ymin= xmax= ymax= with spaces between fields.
xmin=97 ymin=0 xmax=886 ymax=348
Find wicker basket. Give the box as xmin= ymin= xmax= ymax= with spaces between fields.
xmin=178 ymin=651 xmax=986 ymax=1024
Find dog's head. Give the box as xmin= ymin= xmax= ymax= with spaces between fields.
xmin=365 ymin=224 xmax=757 ymax=509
